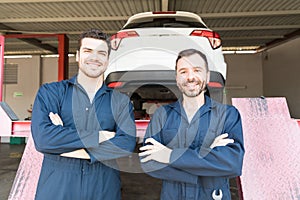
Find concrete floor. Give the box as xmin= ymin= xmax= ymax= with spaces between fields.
xmin=0 ymin=143 xmax=240 ymax=200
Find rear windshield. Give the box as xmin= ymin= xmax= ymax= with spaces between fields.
xmin=123 ymin=18 xmax=206 ymax=29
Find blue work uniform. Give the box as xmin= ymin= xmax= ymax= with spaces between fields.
xmin=31 ymin=75 xmax=136 ymax=200
xmin=141 ymin=96 xmax=244 ymax=200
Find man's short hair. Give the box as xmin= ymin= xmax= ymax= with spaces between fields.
xmin=78 ymin=28 xmax=111 ymax=56
xmin=175 ymin=49 xmax=208 ymax=71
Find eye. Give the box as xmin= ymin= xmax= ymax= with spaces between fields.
xmin=98 ymin=51 xmax=107 ymax=56
xmin=83 ymin=49 xmax=92 ymax=53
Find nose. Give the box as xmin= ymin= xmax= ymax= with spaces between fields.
xmin=89 ymin=51 xmax=99 ymax=60
xmin=186 ymin=70 xmax=197 ymax=82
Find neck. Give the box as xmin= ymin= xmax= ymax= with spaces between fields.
xmin=183 ymin=92 xmax=205 ymax=108
xmin=77 ymin=72 xmax=103 ymax=93
xmin=182 ymin=92 xmax=205 ymax=121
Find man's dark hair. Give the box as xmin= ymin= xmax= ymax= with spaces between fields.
xmin=175 ymin=49 xmax=208 ymax=71
xmin=78 ymin=28 xmax=111 ymax=56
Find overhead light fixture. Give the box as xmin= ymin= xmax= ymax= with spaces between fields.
xmin=222 ymin=46 xmax=259 ymax=54
xmin=41 ymin=54 xmax=75 ymax=58
xmin=4 ymin=55 xmax=32 ymax=59
xmin=223 ymin=50 xmax=257 ymax=54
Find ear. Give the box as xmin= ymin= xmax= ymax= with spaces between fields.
xmin=75 ymin=50 xmax=79 ymax=62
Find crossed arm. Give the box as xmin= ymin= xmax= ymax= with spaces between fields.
xmin=138 ymin=106 xmax=244 ymax=181
xmin=139 ymin=133 xmax=233 ymax=164
xmin=49 ymin=112 xmax=115 ymax=159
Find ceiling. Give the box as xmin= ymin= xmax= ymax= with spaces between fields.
xmin=1 ymin=0 xmax=300 ymax=55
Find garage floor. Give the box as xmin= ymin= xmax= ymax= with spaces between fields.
xmin=0 ymin=143 xmax=240 ymax=200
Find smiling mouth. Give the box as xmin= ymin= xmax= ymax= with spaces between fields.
xmin=88 ymin=61 xmax=100 ymax=64
xmin=184 ymin=82 xmax=199 ymax=87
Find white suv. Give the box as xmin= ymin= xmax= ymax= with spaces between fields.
xmin=105 ymin=11 xmax=227 ymax=117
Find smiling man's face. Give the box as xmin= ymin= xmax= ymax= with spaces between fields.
xmin=176 ymin=53 xmax=209 ymax=97
xmin=76 ymin=37 xmax=109 ymax=78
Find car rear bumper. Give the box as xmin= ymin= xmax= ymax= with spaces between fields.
xmin=105 ymin=70 xmax=225 ymax=103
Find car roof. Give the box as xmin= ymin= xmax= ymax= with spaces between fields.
xmin=123 ymin=11 xmax=207 ymax=28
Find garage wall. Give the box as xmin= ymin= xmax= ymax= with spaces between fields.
xmin=2 ymin=55 xmax=76 ymax=120
xmin=2 ymin=38 xmax=300 ymax=120
xmin=41 ymin=56 xmax=77 ymax=84
xmin=263 ymin=37 xmax=300 ymax=118
xmin=224 ymin=53 xmax=263 ymax=104
xmin=41 ymin=57 xmax=59 ymax=84
xmin=3 ymin=55 xmax=40 ymax=120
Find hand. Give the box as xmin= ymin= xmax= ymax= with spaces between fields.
xmin=139 ymin=138 xmax=172 ymax=164
xmin=49 ymin=112 xmax=63 ymax=126
xmin=99 ymin=130 xmax=116 ymax=143
xmin=210 ymin=133 xmax=234 ymax=149
xmin=60 ymin=149 xmax=90 ymax=159
xmin=49 ymin=112 xmax=90 ymax=159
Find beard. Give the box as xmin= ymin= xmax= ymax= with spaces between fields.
xmin=177 ymin=80 xmax=206 ymax=97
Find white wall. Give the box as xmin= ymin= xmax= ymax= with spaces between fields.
xmin=3 ymin=55 xmax=40 ymax=120
xmin=262 ymin=37 xmax=300 ymax=118
xmin=223 ymin=37 xmax=300 ymax=118
xmin=3 ymin=55 xmax=76 ymax=120
xmin=224 ymin=53 xmax=263 ymax=104
xmin=41 ymin=57 xmax=59 ymax=84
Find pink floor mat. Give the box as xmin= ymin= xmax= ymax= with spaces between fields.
xmin=8 ymin=136 xmax=43 ymax=200
xmin=232 ymin=97 xmax=300 ymax=200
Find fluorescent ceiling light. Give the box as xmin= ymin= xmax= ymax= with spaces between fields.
xmin=4 ymin=55 xmax=32 ymax=59
xmin=223 ymin=50 xmax=257 ymax=54
xmin=41 ymin=54 xmax=75 ymax=58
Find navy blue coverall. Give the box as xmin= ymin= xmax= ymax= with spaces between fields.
xmin=142 ymin=96 xmax=244 ymax=200
xmin=31 ymin=76 xmax=136 ymax=200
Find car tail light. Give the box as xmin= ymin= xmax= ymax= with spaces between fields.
xmin=110 ymin=31 xmax=139 ymax=50
xmin=207 ymin=82 xmax=223 ymax=88
xmin=107 ymin=82 xmax=124 ymax=88
xmin=190 ymin=30 xmax=222 ymax=49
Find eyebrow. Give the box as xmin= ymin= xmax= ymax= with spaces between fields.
xmin=82 ymin=47 xmax=108 ymax=54
xmin=178 ymin=66 xmax=203 ymax=70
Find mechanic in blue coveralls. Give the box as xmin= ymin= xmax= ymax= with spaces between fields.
xmin=31 ymin=29 xmax=136 ymax=200
xmin=139 ymin=49 xmax=244 ymax=200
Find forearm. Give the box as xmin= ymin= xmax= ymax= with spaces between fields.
xmin=32 ymin=125 xmax=98 ymax=154
xmin=170 ymin=143 xmax=244 ymax=177
xmin=86 ymin=134 xmax=136 ymax=163
xmin=141 ymin=160 xmax=198 ymax=184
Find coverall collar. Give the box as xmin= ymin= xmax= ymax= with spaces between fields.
xmin=169 ymin=95 xmax=218 ymax=120
xmin=67 ymin=75 xmax=112 ymax=97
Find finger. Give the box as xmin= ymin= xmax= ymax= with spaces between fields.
xmin=100 ymin=131 xmax=116 ymax=137
xmin=214 ymin=139 xmax=234 ymax=147
xmin=145 ymin=138 xmax=162 ymax=146
xmin=215 ymin=133 xmax=229 ymax=140
xmin=100 ymin=130 xmax=114 ymax=134
xmin=138 ymin=150 xmax=154 ymax=157
xmin=217 ymin=138 xmax=234 ymax=145
xmin=53 ymin=113 xmax=63 ymax=126
xmin=140 ymin=155 xmax=152 ymax=163
xmin=101 ymin=132 xmax=116 ymax=140
xmin=54 ymin=114 xmax=63 ymax=125
xmin=139 ymin=145 xmax=154 ymax=151
xmin=49 ymin=113 xmax=59 ymax=125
